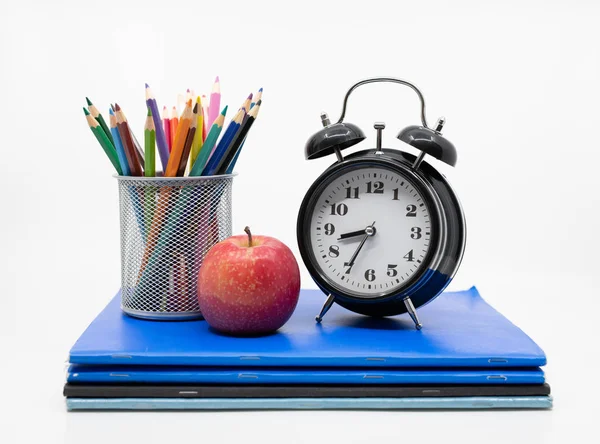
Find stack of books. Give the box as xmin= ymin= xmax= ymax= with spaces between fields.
xmin=64 ymin=287 xmax=551 ymax=410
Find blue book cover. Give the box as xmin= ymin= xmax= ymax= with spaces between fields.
xmin=66 ymin=396 xmax=553 ymax=411
xmin=69 ymin=287 xmax=546 ymax=368
xmin=67 ymin=364 xmax=545 ymax=385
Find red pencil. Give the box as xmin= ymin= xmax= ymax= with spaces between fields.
xmin=162 ymin=106 xmax=171 ymax=153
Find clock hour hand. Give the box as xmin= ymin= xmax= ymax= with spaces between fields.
xmin=338 ymin=229 xmax=367 ymax=240
xmin=345 ymin=221 xmax=376 ymax=267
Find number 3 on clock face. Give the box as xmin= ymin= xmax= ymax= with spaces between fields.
xmin=307 ymin=166 xmax=433 ymax=298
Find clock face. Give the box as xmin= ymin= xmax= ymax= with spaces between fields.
xmin=306 ymin=166 xmax=434 ymax=298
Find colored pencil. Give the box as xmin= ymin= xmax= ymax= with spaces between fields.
xmin=165 ymin=99 xmax=193 ymax=177
xmin=241 ymin=93 xmax=252 ymax=114
xmin=145 ymin=84 xmax=170 ymax=173
xmin=86 ymin=97 xmax=114 ymax=146
xmin=162 ymin=106 xmax=171 ymax=154
xmin=207 ymin=76 xmax=221 ymax=127
xmin=114 ymin=103 xmax=143 ymax=176
xmin=176 ymin=103 xmax=198 ymax=176
xmin=109 ymin=108 xmax=130 ymax=175
xmin=189 ymin=106 xmax=228 ymax=176
xmin=201 ymin=94 xmax=209 ymax=140
xmin=84 ymin=108 xmax=123 ymax=175
xmin=170 ymin=106 xmax=179 ymax=152
xmin=250 ymin=87 xmax=263 ymax=110
xmin=215 ymin=101 xmax=261 ymax=175
xmin=229 ymin=89 xmax=262 ymax=173
xmin=202 ymin=107 xmax=246 ymax=176
xmin=118 ymin=104 xmax=145 ymax=169
xmin=190 ymin=96 xmax=204 ymax=167
xmin=144 ymin=108 xmax=156 ymax=177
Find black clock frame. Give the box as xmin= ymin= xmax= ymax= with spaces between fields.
xmin=297 ymin=149 xmax=466 ymax=317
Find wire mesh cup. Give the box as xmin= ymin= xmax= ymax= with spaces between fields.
xmin=116 ymin=175 xmax=234 ymax=320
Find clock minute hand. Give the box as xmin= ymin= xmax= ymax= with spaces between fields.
xmin=345 ymin=221 xmax=376 ymax=267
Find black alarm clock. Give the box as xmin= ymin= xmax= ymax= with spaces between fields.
xmin=296 ymin=77 xmax=466 ymax=329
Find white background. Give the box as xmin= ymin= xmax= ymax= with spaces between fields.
xmin=1 ymin=0 xmax=599 ymax=442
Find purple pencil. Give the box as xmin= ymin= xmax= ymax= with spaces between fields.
xmin=145 ymin=83 xmax=170 ymax=173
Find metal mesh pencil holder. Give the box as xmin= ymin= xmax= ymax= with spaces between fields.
xmin=116 ymin=174 xmax=234 ymax=320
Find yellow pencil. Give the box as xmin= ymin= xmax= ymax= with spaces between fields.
xmin=190 ymin=96 xmax=204 ymax=167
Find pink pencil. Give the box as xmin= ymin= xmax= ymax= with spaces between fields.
xmin=207 ymin=76 xmax=221 ymax=128
xmin=162 ymin=106 xmax=171 ymax=152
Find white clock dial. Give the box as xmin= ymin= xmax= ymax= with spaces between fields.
xmin=308 ymin=167 xmax=433 ymax=298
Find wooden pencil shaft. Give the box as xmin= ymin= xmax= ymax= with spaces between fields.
xmin=176 ymin=126 xmax=196 ymax=177
xmin=215 ymin=116 xmax=256 ymax=175
xmin=145 ymin=127 xmax=156 ymax=177
xmin=145 ymin=94 xmax=169 ymax=173
xmin=165 ymin=103 xmax=192 ymax=176
xmin=86 ymin=114 xmax=122 ymax=174
xmin=202 ymin=110 xmax=245 ymax=176
xmin=90 ymin=105 xmax=114 ymax=146
xmin=189 ymin=121 xmax=223 ymax=176
xmin=116 ymin=117 xmax=142 ymax=176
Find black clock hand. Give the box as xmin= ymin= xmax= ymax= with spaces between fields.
xmin=338 ymin=229 xmax=367 ymax=240
xmin=345 ymin=222 xmax=376 ymax=267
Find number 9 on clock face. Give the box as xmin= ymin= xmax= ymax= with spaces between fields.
xmin=303 ymin=166 xmax=435 ymax=298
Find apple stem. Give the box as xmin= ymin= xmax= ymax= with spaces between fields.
xmin=244 ymin=226 xmax=253 ymax=247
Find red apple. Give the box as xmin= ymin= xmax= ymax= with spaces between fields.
xmin=197 ymin=227 xmax=301 ymax=335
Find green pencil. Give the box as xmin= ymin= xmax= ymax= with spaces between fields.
xmin=86 ymin=97 xmax=114 ymax=146
xmin=189 ymin=106 xmax=227 ymax=176
xmin=144 ymin=107 xmax=156 ymax=177
xmin=84 ymin=107 xmax=123 ymax=175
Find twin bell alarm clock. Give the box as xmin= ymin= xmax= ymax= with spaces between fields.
xmin=296 ymin=77 xmax=466 ymax=329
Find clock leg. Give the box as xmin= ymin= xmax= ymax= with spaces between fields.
xmin=403 ymin=297 xmax=423 ymax=330
xmin=315 ymin=294 xmax=336 ymax=323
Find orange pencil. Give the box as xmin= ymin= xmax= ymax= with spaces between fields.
xmin=176 ymin=103 xmax=198 ymax=176
xmin=169 ymin=106 xmax=179 ymax=152
xmin=165 ymin=99 xmax=193 ymax=177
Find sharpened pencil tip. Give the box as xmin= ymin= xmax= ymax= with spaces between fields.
xmin=215 ymin=76 xmax=219 ymax=82
xmin=109 ymin=108 xmax=114 ymax=115
xmin=85 ymin=97 xmax=92 ymax=106
xmin=147 ymin=107 xmax=152 ymax=117
xmin=193 ymin=102 xmax=199 ymax=113
xmin=247 ymin=93 xmax=253 ymax=99
xmin=259 ymin=87 xmax=263 ymax=92
xmin=221 ymin=105 xmax=228 ymax=115
xmin=83 ymin=107 xmax=90 ymax=115
xmin=145 ymin=83 xmax=150 ymax=88
xmin=114 ymin=103 xmax=122 ymax=111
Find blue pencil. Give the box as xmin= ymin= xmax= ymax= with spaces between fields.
xmin=202 ymin=108 xmax=246 ymax=176
xmin=225 ymin=140 xmax=244 ymax=174
xmin=109 ymin=108 xmax=130 ymax=175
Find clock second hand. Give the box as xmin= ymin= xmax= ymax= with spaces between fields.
xmin=345 ymin=221 xmax=376 ymax=267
